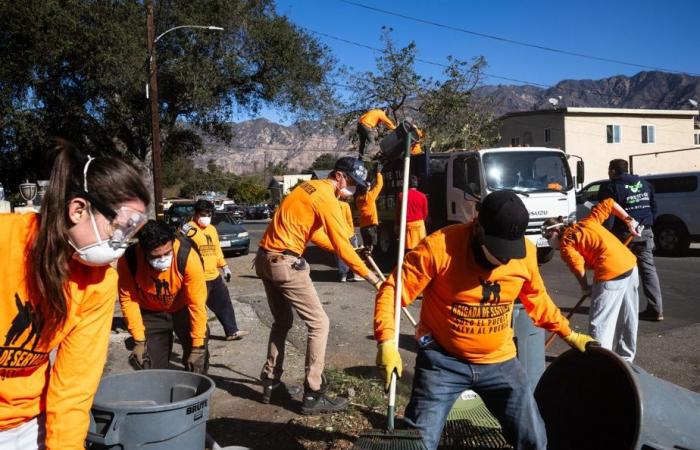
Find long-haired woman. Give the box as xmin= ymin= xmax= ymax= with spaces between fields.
xmin=0 ymin=142 xmax=150 ymax=449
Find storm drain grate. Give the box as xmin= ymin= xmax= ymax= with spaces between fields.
xmin=439 ymin=391 xmax=512 ymax=450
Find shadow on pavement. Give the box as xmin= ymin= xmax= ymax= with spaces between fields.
xmin=207 ymin=416 xmax=356 ymax=450
xmin=559 ymin=305 xmax=590 ymax=316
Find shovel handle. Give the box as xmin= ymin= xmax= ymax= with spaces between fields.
xmin=363 ymin=251 xmax=418 ymax=329
xmin=545 ymin=294 xmax=589 ymax=349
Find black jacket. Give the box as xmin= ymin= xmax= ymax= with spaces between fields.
xmin=598 ymin=173 xmax=656 ymax=233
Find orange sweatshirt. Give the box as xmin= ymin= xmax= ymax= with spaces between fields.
xmin=185 ymin=221 xmax=226 ymax=281
xmin=559 ymin=198 xmax=637 ymax=281
xmin=375 ymin=223 xmax=571 ymax=363
xmin=355 ymin=172 xmax=384 ymax=228
xmin=0 ymin=213 xmax=117 ymax=449
xmin=339 ymin=200 xmax=355 ymax=237
xmin=117 ymin=239 xmax=208 ymax=347
xmin=359 ymin=109 xmax=396 ymax=130
xmin=259 ymin=179 xmax=369 ymax=277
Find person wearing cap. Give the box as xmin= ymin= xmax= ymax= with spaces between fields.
xmin=542 ymin=197 xmax=641 ymax=362
xmin=598 ymin=158 xmax=663 ymax=322
xmin=374 ymin=191 xmax=596 ymax=450
xmin=396 ymin=175 xmax=428 ymax=250
xmin=355 ymin=163 xmax=383 ymax=254
xmin=184 ymin=200 xmax=248 ymax=341
xmin=357 ymin=108 xmax=396 ymax=158
xmin=118 ymin=220 xmax=209 ymax=373
xmin=255 ymin=156 xmax=382 ymax=414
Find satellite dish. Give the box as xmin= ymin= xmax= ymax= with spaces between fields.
xmin=548 ymin=98 xmax=559 ymax=106
xmin=689 ymin=99 xmax=699 ymax=108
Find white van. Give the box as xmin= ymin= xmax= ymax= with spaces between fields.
xmin=575 ymin=171 xmax=700 ymax=255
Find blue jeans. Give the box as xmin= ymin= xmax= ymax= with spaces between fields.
xmin=336 ymin=235 xmax=359 ymax=276
xmin=404 ymin=346 xmax=547 ymax=450
xmin=206 ymin=275 xmax=239 ymax=336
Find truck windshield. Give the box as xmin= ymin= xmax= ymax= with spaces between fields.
xmin=482 ymin=151 xmax=573 ymax=193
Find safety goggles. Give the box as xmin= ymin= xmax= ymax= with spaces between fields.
xmin=74 ymin=156 xmax=148 ymax=249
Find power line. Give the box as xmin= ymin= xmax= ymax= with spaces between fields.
xmin=338 ymin=0 xmax=700 ymax=77
xmin=303 ymin=27 xmax=697 ymax=109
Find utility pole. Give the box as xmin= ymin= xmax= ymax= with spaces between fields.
xmin=146 ymin=0 xmax=164 ymax=220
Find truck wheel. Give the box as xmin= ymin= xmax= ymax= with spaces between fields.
xmin=377 ymin=224 xmax=397 ymax=257
xmin=654 ymin=221 xmax=690 ymax=256
xmin=537 ymin=247 xmax=555 ymax=265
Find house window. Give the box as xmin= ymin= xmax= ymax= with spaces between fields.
xmin=511 ymin=137 xmax=520 ymax=146
xmin=544 ymin=128 xmax=552 ymax=143
xmin=694 ymin=133 xmax=700 ymax=145
xmin=641 ymin=125 xmax=655 ymax=144
xmin=606 ymin=124 xmax=621 ymax=143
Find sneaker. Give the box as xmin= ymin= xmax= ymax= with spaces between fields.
xmin=347 ymin=273 xmax=357 ymax=282
xmin=300 ymin=390 xmax=348 ymax=415
xmin=339 ymin=273 xmax=347 ymax=283
xmin=639 ymin=309 xmax=663 ymax=322
xmin=226 ymin=330 xmax=250 ymax=341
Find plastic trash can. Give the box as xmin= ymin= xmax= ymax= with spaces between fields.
xmin=87 ymin=370 xmax=215 ymax=450
xmin=379 ymin=120 xmax=419 ymax=160
xmin=535 ymin=346 xmax=700 ymax=450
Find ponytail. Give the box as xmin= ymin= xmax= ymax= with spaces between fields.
xmin=28 ymin=140 xmax=150 ymax=339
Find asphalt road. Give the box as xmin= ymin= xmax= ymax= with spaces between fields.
xmin=240 ymin=220 xmax=700 ymax=393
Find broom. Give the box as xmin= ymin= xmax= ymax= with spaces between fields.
xmin=355 ymin=121 xmax=425 ymax=449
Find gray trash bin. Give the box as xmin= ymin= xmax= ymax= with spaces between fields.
xmin=379 ymin=120 xmax=419 ymax=160
xmin=512 ymin=301 xmax=545 ymax=390
xmin=535 ymin=346 xmax=700 ymax=450
xmin=87 ymin=370 xmax=215 ymax=450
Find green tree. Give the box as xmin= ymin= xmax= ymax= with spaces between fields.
xmin=308 ymin=153 xmax=337 ymax=171
xmin=227 ymin=178 xmax=269 ymax=204
xmin=419 ymin=57 xmax=500 ymax=151
xmin=0 ymin=0 xmax=334 ymax=191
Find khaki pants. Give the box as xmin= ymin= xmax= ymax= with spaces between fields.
xmin=255 ymin=248 xmax=329 ymax=391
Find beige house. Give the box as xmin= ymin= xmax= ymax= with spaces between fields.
xmin=268 ymin=174 xmax=312 ymax=204
xmin=499 ymin=107 xmax=699 ymax=182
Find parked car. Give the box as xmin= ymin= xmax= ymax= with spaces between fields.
xmin=212 ymin=212 xmax=250 ymax=256
xmin=164 ymin=201 xmax=196 ymax=227
xmin=246 ymin=205 xmax=272 ymax=220
xmin=223 ymin=204 xmax=245 ymax=223
xmin=575 ymin=171 xmax=700 ymax=255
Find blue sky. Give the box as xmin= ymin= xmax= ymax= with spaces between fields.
xmin=248 ymin=0 xmax=699 ymax=123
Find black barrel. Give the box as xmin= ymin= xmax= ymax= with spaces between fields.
xmin=534 ymin=346 xmax=700 ymax=450
xmin=379 ymin=120 xmax=419 ymax=161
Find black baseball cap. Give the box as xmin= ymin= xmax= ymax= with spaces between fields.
xmin=477 ymin=191 xmax=529 ymax=259
xmin=334 ymin=156 xmax=368 ymax=189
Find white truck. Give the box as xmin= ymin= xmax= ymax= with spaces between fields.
xmin=375 ymin=146 xmax=584 ymax=264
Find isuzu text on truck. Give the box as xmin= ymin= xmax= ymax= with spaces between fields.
xmin=373 ymin=147 xmax=584 ymax=264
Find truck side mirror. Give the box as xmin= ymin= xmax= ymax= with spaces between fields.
xmin=576 ymin=160 xmax=585 ymax=186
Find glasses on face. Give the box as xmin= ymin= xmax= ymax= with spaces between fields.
xmin=540 ymin=223 xmax=560 ymax=240
xmin=103 ymin=206 xmax=148 ymax=249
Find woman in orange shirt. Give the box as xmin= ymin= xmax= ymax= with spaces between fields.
xmin=0 ymin=142 xmax=149 ymax=449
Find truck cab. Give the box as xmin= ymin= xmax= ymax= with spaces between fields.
xmin=375 ymin=147 xmax=581 ymax=264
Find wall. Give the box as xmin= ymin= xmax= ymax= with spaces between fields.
xmin=563 ymin=114 xmax=698 ymax=181
xmin=499 ymin=113 xmax=565 ymax=149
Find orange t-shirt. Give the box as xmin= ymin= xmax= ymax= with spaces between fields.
xmin=339 ymin=200 xmax=355 ymax=237
xmin=259 ymin=179 xmax=369 ymax=277
xmin=355 ymin=172 xmax=384 ymax=228
xmin=117 ymin=239 xmax=208 ymax=347
xmin=375 ymin=223 xmax=571 ymax=363
xmin=559 ymin=198 xmax=637 ymax=281
xmin=184 ymin=221 xmax=226 ymax=281
xmin=0 ymin=213 xmax=118 ymax=449
xmin=359 ymin=109 xmax=396 ymax=130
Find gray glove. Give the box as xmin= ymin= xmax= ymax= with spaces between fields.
xmin=128 ymin=340 xmax=151 ymax=370
xmin=187 ymin=347 xmax=208 ymax=374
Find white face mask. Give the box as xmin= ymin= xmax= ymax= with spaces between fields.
xmin=149 ymin=254 xmax=173 ymax=272
xmin=198 ymin=216 xmax=211 ymax=227
xmin=340 ymin=186 xmax=356 ymax=197
xmin=70 ymin=209 xmax=126 ymax=266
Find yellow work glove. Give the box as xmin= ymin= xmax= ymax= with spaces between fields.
xmin=563 ymin=331 xmax=599 ymax=352
xmin=376 ymin=340 xmax=402 ymax=391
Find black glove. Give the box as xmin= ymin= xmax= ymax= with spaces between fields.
xmin=128 ymin=340 xmax=151 ymax=370
xmin=375 ymin=162 xmax=383 ymax=173
xmin=187 ymin=347 xmax=208 ymax=374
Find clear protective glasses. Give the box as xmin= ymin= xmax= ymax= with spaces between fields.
xmin=107 ymin=206 xmax=148 ymax=249
xmin=540 ymin=223 xmax=562 ymax=239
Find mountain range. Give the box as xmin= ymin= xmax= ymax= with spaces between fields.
xmin=193 ymin=71 xmax=700 ymax=174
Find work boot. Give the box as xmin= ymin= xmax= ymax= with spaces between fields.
xmin=639 ymin=309 xmax=664 ymax=321
xmin=300 ymin=389 xmax=348 ymax=415
xmin=260 ymin=374 xmax=300 ymax=404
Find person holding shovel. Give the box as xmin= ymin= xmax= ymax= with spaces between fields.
xmin=396 ymin=175 xmax=428 ymax=250
xmin=118 ymin=220 xmax=209 ymax=373
xmin=255 ymin=156 xmax=382 ymax=414
xmin=374 ymin=191 xmax=596 ymax=450
xmin=542 ymin=197 xmax=641 ymax=362
xmin=355 ymin=163 xmax=383 ymax=254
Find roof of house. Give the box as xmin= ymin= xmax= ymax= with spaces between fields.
xmin=500 ymin=107 xmax=698 ymax=120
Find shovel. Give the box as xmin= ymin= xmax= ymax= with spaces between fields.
xmin=355 ymin=120 xmax=425 ymax=450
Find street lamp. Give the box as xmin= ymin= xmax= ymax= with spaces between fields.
xmin=146 ymin=1 xmax=223 ymax=219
